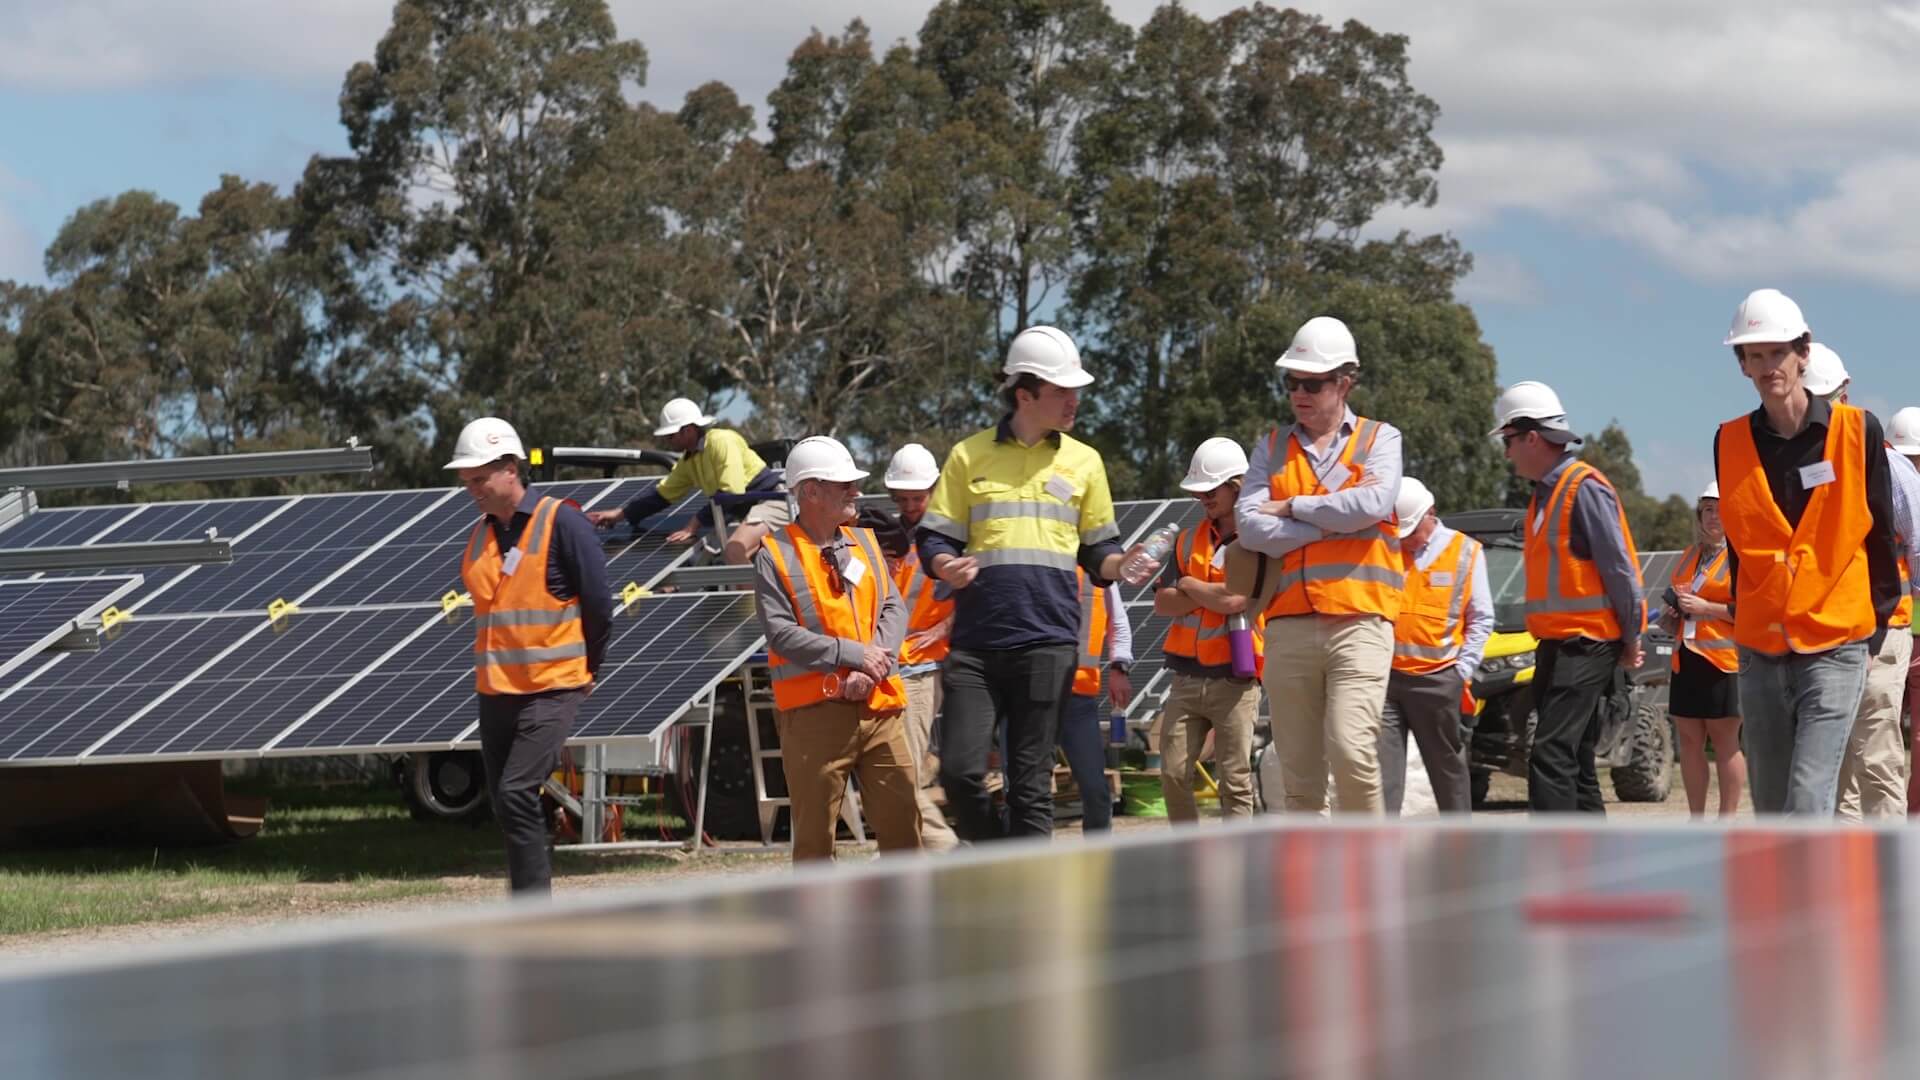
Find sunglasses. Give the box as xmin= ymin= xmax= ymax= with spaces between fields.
xmin=820 ymin=550 xmax=847 ymax=596
xmin=1282 ymin=374 xmax=1336 ymax=394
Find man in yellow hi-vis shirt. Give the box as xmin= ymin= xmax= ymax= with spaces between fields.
xmin=587 ymin=397 xmax=788 ymax=564
xmin=916 ymin=327 xmax=1153 ymax=841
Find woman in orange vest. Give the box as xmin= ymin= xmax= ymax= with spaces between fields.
xmin=1661 ymin=481 xmax=1744 ymax=819
xmin=448 ymin=417 xmax=614 ymax=895
xmin=751 ymin=436 xmax=922 ymax=862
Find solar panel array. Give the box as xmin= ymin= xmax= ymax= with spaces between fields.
xmin=0 ymin=478 xmax=736 ymax=765
xmin=0 ymin=576 xmax=143 ymax=681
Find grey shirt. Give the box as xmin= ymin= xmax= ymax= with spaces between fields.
xmin=1532 ymin=454 xmax=1646 ymax=649
xmin=1235 ymin=407 xmax=1403 ymax=557
xmin=752 ymin=529 xmax=906 ymax=674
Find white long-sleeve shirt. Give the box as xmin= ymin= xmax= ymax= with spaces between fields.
xmin=1104 ymin=583 xmax=1133 ymax=666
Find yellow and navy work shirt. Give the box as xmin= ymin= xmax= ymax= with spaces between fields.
xmin=621 ymin=427 xmax=776 ymax=525
xmin=916 ymin=418 xmax=1125 ymax=651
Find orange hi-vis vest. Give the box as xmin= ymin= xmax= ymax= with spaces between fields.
xmin=1671 ymin=543 xmax=1737 ymax=674
xmin=761 ymin=524 xmax=909 ymax=714
xmin=1716 ymin=404 xmax=1875 ymax=655
xmin=1393 ymin=529 xmax=1482 ymax=675
xmin=1073 ymin=569 xmax=1110 ymax=697
xmin=1524 ymin=460 xmax=1644 ymax=642
xmin=1262 ymin=419 xmax=1404 ymax=621
xmin=1164 ymin=520 xmax=1265 ymax=677
xmin=1889 ymin=444 xmax=1914 ymax=631
xmin=462 ymin=496 xmax=593 ymax=696
xmin=894 ymin=544 xmax=955 ymax=666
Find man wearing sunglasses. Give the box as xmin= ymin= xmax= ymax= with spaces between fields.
xmin=1491 ymin=380 xmax=1645 ymax=814
xmin=916 ymin=326 xmax=1153 ymax=842
xmin=752 ymin=436 xmax=922 ymax=861
xmin=1234 ymin=316 xmax=1403 ymax=815
xmin=1713 ymin=294 xmax=1902 ymax=816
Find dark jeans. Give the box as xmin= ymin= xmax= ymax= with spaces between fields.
xmin=1058 ymin=694 xmax=1113 ymax=831
xmin=1529 ymin=637 xmax=1621 ymax=814
xmin=1380 ymin=666 xmax=1472 ymax=814
xmin=940 ymin=645 xmax=1076 ymax=841
xmin=477 ymin=687 xmax=584 ymax=893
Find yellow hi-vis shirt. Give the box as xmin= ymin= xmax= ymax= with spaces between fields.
xmin=918 ymin=419 xmax=1121 ymax=651
xmin=659 ymin=428 xmax=768 ymax=502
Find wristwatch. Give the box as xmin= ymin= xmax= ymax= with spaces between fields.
xmin=1109 ymin=661 xmax=1132 ymax=676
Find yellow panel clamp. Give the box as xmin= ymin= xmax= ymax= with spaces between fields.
xmin=620 ymin=582 xmax=650 ymax=608
xmin=266 ymin=598 xmax=300 ymax=629
xmin=441 ymin=590 xmax=473 ymax=615
xmin=99 ymin=606 xmax=133 ymax=631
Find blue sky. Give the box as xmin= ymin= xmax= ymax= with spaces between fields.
xmin=4 ymin=0 xmax=1918 ymax=498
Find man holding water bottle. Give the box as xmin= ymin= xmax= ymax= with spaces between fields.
xmin=1153 ymin=438 xmax=1265 ymax=822
xmin=916 ymin=326 xmax=1157 ymax=841
xmin=1233 ymin=317 xmax=1404 ymax=816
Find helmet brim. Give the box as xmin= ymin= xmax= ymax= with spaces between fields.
xmin=653 ymin=415 xmax=716 ymax=437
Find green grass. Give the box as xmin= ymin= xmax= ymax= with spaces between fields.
xmin=0 ymin=783 xmax=734 ymax=938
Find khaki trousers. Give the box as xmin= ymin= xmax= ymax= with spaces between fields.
xmin=776 ymin=701 xmax=924 ymax=862
xmin=1262 ymin=614 xmax=1393 ymax=815
xmin=1837 ymin=630 xmax=1912 ymax=821
xmin=1159 ymin=673 xmax=1262 ymax=822
xmin=901 ymin=671 xmax=960 ymax=850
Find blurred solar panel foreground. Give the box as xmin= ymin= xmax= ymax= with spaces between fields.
xmin=0 ymin=822 xmax=1908 ymax=1080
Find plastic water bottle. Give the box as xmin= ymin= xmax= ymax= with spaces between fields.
xmin=1121 ymin=523 xmax=1180 ymax=586
xmin=1228 ymin=611 xmax=1258 ymax=678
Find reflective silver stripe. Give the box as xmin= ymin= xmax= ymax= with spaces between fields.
xmin=479 ymin=642 xmax=588 ymax=666
xmin=970 ymin=500 xmax=1082 ymax=526
xmin=1082 ymin=521 xmax=1120 ymax=544
xmin=1080 ymin=653 xmax=1102 ymax=669
xmin=920 ymin=511 xmax=968 ymax=543
xmin=522 ymin=497 xmax=558 ymax=557
xmin=1538 ymin=462 xmax=1602 ymax=615
xmin=464 ymin=521 xmax=489 ymax=564
xmin=768 ymin=532 xmax=824 ymax=633
xmin=848 ymin=528 xmax=887 ymax=641
xmin=1192 ymin=623 xmax=1231 ymax=641
xmin=1444 ymin=536 xmax=1477 ymax=631
xmin=475 ymin=604 xmax=581 ymax=629
xmin=973 ymin=548 xmax=1079 ymax=571
xmin=1394 ymin=641 xmax=1459 ymax=661
xmin=1692 ymin=639 xmax=1737 ymax=652
xmin=1301 ymin=563 xmax=1404 ymax=588
xmin=768 ymin=662 xmax=813 ymax=684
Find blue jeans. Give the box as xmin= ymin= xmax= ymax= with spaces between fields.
xmin=1737 ymin=642 xmax=1869 ymax=815
xmin=1059 ymin=695 xmax=1114 ymax=831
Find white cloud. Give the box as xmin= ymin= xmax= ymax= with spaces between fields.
xmin=0 ymin=205 xmax=40 ymax=284
xmin=1455 ymin=252 xmax=1547 ymax=307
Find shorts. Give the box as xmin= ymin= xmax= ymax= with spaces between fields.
xmin=740 ymin=494 xmax=792 ymax=530
xmin=1669 ymin=644 xmax=1739 ymax=718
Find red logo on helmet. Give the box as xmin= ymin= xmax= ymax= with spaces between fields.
xmin=486 ymin=433 xmax=501 ymax=444
xmin=1747 ymin=319 xmax=1763 ymax=327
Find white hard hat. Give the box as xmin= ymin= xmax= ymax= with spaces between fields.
xmin=653 ymin=397 xmax=717 ymax=437
xmin=1488 ymin=380 xmax=1577 ymax=442
xmin=1393 ymin=477 xmax=1435 ymax=540
xmin=1889 ymin=407 xmax=1920 ymax=455
xmin=1724 ymin=288 xmax=1809 ymax=347
xmin=1004 ymin=326 xmax=1094 ymax=389
xmin=1700 ymin=480 xmax=1720 ymax=501
xmin=785 ymin=436 xmax=870 ymax=486
xmin=1802 ymin=342 xmax=1849 ymax=397
xmin=1179 ymin=437 xmax=1250 ymax=493
xmin=1277 ymin=316 xmax=1358 ymax=375
xmin=883 ymin=443 xmax=940 ymax=490
xmin=443 ymin=417 xmax=526 ymax=470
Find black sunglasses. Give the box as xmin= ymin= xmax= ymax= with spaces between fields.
xmin=820 ymin=550 xmax=846 ymax=596
xmin=1500 ymin=431 xmax=1526 ymax=447
xmin=1283 ymin=374 xmax=1336 ymax=394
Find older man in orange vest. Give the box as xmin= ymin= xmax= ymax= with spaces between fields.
xmin=1382 ymin=477 xmax=1492 ymax=814
xmin=1713 ymin=295 xmax=1903 ymax=815
xmin=1235 ymin=317 xmax=1403 ymax=815
xmin=1491 ymin=381 xmax=1646 ymax=814
xmin=752 ymin=436 xmax=922 ymax=861
xmin=449 ymin=417 xmax=613 ymax=894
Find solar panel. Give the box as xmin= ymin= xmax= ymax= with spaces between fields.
xmin=599 ymin=492 xmax=709 ymax=590
xmin=1640 ymin=550 xmax=1683 ymax=592
xmin=264 ymin=609 xmax=480 ymax=754
xmin=0 ymin=576 xmax=143 ymax=680
xmin=1113 ymin=499 xmax=1164 ymax=545
xmin=0 ymin=504 xmax=138 ymax=549
xmin=0 ymin=616 xmax=262 ymax=763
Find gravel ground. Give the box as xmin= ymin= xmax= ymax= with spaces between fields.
xmin=0 ymin=768 xmax=1739 ymax=970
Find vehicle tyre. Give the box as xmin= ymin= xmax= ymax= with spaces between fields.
xmin=399 ymin=751 xmax=491 ymax=824
xmin=1610 ymin=692 xmax=1674 ymax=803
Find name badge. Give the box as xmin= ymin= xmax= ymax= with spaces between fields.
xmin=1428 ymin=571 xmax=1455 ymax=587
xmin=501 ymin=547 xmax=524 ymax=576
xmin=1799 ymin=460 xmax=1836 ymax=488
xmin=1044 ymin=473 xmax=1075 ymax=503
xmin=1210 ymin=545 xmax=1227 ymax=570
xmin=841 ymin=556 xmax=866 ymax=588
xmin=1683 ymin=619 xmax=1698 ymax=640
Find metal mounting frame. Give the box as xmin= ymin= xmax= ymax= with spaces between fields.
xmin=0 ymin=443 xmax=373 ymax=492
xmin=0 ymin=537 xmax=234 ymax=573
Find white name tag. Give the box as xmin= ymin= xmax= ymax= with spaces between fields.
xmin=841 ymin=556 xmax=866 ymax=588
xmin=1210 ymin=545 xmax=1227 ymax=570
xmin=1683 ymin=619 xmax=1698 ymax=640
xmin=1044 ymin=473 xmax=1075 ymax=503
xmin=1428 ymin=571 xmax=1454 ymax=587
xmin=1799 ymin=460 xmax=1836 ymax=488
xmin=501 ymin=548 xmax=524 ymax=576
